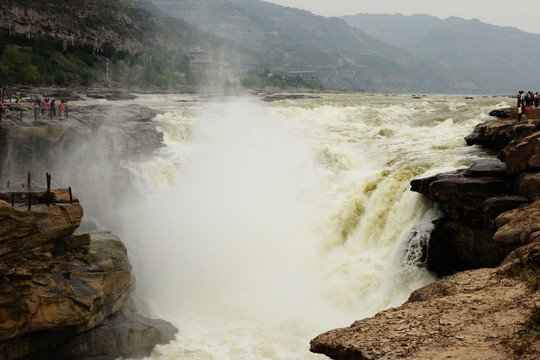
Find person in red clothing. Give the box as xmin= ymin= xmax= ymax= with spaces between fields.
xmin=32 ymin=101 xmax=40 ymax=121
xmin=59 ymin=100 xmax=66 ymax=119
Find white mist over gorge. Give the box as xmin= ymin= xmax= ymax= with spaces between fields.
xmin=67 ymin=93 xmax=510 ymax=359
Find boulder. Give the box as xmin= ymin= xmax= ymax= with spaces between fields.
xmin=488 ymin=107 xmax=511 ymax=118
xmin=494 ymin=200 xmax=540 ymax=245
xmin=32 ymin=298 xmax=178 ymax=360
xmin=514 ymin=172 xmax=540 ymax=201
xmin=0 ymin=233 xmax=135 ymax=359
xmin=464 ymin=118 xmax=539 ymax=149
xmin=0 ymin=200 xmax=82 ymax=260
xmin=498 ymin=131 xmax=540 ymax=176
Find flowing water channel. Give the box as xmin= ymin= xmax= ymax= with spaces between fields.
xmin=75 ymin=93 xmax=511 ymax=359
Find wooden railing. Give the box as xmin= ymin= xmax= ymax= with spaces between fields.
xmin=0 ymin=172 xmax=73 ymax=210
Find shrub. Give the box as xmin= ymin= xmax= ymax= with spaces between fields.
xmin=1 ymin=47 xmax=44 ymax=84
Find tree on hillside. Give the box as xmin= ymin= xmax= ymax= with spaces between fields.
xmin=0 ymin=48 xmax=41 ymax=84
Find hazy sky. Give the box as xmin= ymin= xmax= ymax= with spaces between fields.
xmin=266 ymin=0 xmax=540 ymax=34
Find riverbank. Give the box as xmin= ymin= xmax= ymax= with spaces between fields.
xmin=310 ymin=112 xmax=540 ymax=359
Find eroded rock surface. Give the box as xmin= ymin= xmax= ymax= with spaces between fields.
xmin=0 ymin=197 xmax=176 ymax=359
xmin=0 ymin=197 xmax=131 ymax=358
xmin=411 ymin=115 xmax=540 ymax=274
xmin=410 ymin=159 xmax=529 ymax=273
xmin=0 ymin=102 xmax=162 ymax=172
xmin=311 ymin=231 xmax=540 ymax=360
xmin=465 ymin=118 xmax=540 ymax=151
xmin=499 ymin=131 xmax=540 ymax=176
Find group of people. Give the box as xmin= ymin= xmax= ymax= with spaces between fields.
xmin=516 ymin=90 xmax=539 ymax=121
xmin=0 ymin=87 xmax=67 ymax=121
xmin=31 ymin=96 xmax=66 ymax=121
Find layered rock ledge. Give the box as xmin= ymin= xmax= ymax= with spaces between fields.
xmin=311 ymin=115 xmax=540 ymax=359
xmin=0 ymin=100 xmax=163 ymax=171
xmin=0 ymin=193 xmax=176 ymax=360
xmin=413 ymin=118 xmax=540 ymax=274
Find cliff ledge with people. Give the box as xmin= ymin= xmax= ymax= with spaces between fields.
xmin=0 ymin=90 xmax=176 ymax=360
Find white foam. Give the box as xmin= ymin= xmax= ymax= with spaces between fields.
xmin=96 ymin=93 xmax=513 ymax=359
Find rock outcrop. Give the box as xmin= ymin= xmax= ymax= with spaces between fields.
xmin=499 ymin=131 xmax=540 ymax=176
xmin=0 ymin=195 xmax=176 ymax=360
xmin=311 ymin=114 xmax=540 ymax=359
xmin=465 ymin=118 xmax=539 ymax=151
xmin=0 ymin=99 xmax=162 ymax=171
xmin=410 ymin=159 xmax=530 ymax=273
xmin=0 ymin=96 xmax=176 ymax=359
xmin=412 ymin=117 xmax=540 ymax=274
xmin=2 ymin=0 xmax=147 ymax=54
xmin=488 ymin=107 xmax=511 ymax=118
xmin=311 ymin=227 xmax=540 ymax=360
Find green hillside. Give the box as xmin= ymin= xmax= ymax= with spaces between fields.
xmin=0 ymin=0 xmax=261 ymax=88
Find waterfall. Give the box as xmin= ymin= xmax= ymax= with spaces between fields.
xmin=82 ymin=93 xmax=509 ymax=359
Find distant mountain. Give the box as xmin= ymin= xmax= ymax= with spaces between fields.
xmin=5 ymin=0 xmax=528 ymax=92
xmin=148 ymin=0 xmax=475 ymax=93
xmin=342 ymin=13 xmax=540 ymax=93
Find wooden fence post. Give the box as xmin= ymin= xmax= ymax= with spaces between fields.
xmin=27 ymin=171 xmax=31 ymax=191
xmin=46 ymin=173 xmax=51 ymax=206
xmin=11 ymin=192 xmax=14 ymax=207
xmin=28 ymin=192 xmax=31 ymax=211
xmin=69 ymin=186 xmax=72 ymax=204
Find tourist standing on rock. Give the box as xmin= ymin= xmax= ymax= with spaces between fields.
xmin=32 ymin=101 xmax=40 ymax=121
xmin=39 ymin=96 xmax=45 ymax=117
xmin=59 ymin=100 xmax=66 ymax=119
xmin=526 ymin=91 xmax=534 ymax=107
xmin=44 ymin=99 xmax=50 ymax=117
xmin=517 ymin=91 xmax=523 ymax=107
xmin=16 ymin=90 xmax=22 ymax=104
xmin=1 ymin=88 xmax=7 ymax=102
xmin=49 ymin=99 xmax=56 ymax=118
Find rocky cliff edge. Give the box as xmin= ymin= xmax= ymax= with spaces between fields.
xmin=0 ymin=94 xmax=176 ymax=360
xmin=311 ymin=114 xmax=540 ymax=359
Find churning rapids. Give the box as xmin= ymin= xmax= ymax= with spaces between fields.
xmin=76 ymin=93 xmax=510 ymax=359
